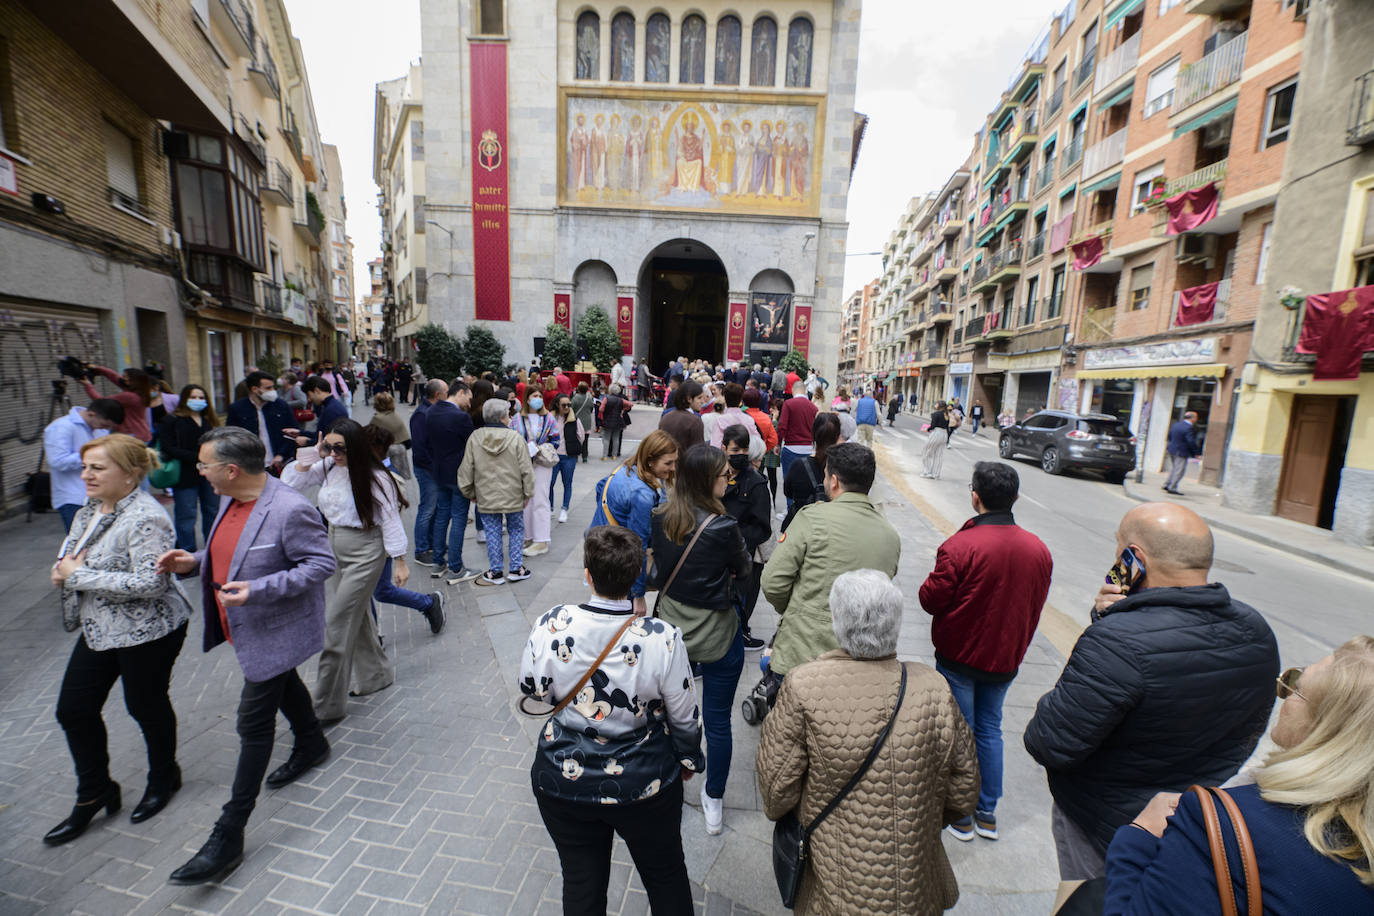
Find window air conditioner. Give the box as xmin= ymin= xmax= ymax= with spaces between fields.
xmin=1202 ymin=118 xmax=1232 ymax=148
xmin=1177 ymin=234 xmax=1217 ymax=264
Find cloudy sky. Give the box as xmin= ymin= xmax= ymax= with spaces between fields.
xmin=285 ymin=0 xmax=1062 ymax=307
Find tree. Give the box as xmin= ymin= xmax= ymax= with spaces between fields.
xmin=577 ymin=304 xmax=623 ymax=373
xmin=414 ymin=323 xmax=464 ymax=383
xmin=778 ymin=348 xmax=810 ymax=375
xmin=463 ymin=324 xmax=506 ymax=376
xmin=542 ymin=322 xmax=577 ymax=370
xmin=253 ymin=351 xmax=285 ymax=381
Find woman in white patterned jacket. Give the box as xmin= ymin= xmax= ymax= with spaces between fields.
xmin=46 ymin=433 xmax=193 ymax=847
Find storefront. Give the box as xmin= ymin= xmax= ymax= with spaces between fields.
xmin=948 ymin=360 xmax=973 ymax=407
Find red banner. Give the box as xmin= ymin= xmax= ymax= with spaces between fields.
xmin=615 ymin=296 xmax=634 ymax=355
xmin=1049 ymin=211 xmax=1074 ymax=253
xmin=1165 ymin=181 xmax=1220 ymax=236
xmin=726 ymin=301 xmax=747 ymax=361
xmin=1176 ymin=281 xmax=1218 ymax=326
xmin=469 ymin=43 xmax=510 ymax=321
xmin=983 ymin=312 xmax=1000 ymax=335
xmin=792 ymin=304 xmax=812 ymax=358
xmin=1296 ymin=284 xmax=1374 ymax=380
xmin=1071 ymin=235 xmax=1104 ymax=270
xmin=554 ymin=293 xmax=571 ymax=330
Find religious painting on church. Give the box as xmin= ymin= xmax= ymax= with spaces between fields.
xmin=559 ymin=89 xmax=824 ymax=217
xmin=575 ymin=11 xmax=599 ymax=80
xmin=750 ymin=17 xmax=778 ymax=87
xmin=610 ymin=13 xmax=634 ymax=81
xmin=645 ymin=14 xmax=671 ymax=83
xmin=748 ymin=291 xmax=792 ymax=356
xmin=680 ymin=15 xmax=706 ymax=84
xmin=715 ymin=16 xmax=741 ymax=85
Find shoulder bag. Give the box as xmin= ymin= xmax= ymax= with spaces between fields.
xmin=655 ymin=513 xmax=716 ymax=596
xmin=518 ymin=615 xmax=636 ymax=717
xmin=772 ymin=664 xmax=908 ymax=909
xmin=1190 ymin=786 xmax=1262 ymax=916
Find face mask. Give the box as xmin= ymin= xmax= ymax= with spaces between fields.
xmin=187 ymin=398 xmax=208 ymax=412
xmin=528 ymin=398 xmax=544 ymax=411
xmin=259 ymin=389 xmax=278 ymax=402
xmin=728 ymin=454 xmax=749 ymax=472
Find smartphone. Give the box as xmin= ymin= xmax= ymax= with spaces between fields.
xmin=1106 ymin=548 xmax=1144 ymax=594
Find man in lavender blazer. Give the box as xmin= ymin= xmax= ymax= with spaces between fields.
xmin=157 ymin=427 xmax=335 ymax=886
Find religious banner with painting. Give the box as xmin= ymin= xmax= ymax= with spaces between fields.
xmin=748 ymin=291 xmax=791 ymax=356
xmin=554 ymin=293 xmax=571 ymax=330
xmin=792 ymin=304 xmax=812 ymax=359
xmin=616 ymin=296 xmax=635 ymax=354
xmin=559 ymin=89 xmax=824 ymax=217
xmin=1296 ymin=284 xmax=1374 ymax=380
xmin=1175 ymin=281 xmax=1218 ymax=326
xmin=726 ymin=301 xmax=748 ymax=361
xmin=470 ymin=43 xmax=510 ymax=321
xmin=1165 ymin=182 xmax=1220 ymax=236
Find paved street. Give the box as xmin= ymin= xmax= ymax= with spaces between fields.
xmin=2 ymin=402 xmax=1367 ymax=915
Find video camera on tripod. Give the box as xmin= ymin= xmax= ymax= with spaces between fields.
xmin=56 ymin=355 xmax=95 ymax=384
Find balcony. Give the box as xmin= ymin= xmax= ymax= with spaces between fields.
xmin=1170 ymin=278 xmax=1231 ymax=328
xmin=1172 ymin=33 xmax=1246 ymax=115
xmin=281 ymin=108 xmax=304 ymax=167
xmin=1072 ymin=50 xmax=1096 ymax=94
xmin=248 ymin=39 xmax=280 ymax=99
xmin=262 ymin=160 xmax=293 ymax=206
xmin=1348 ymin=69 xmax=1374 ymax=146
xmin=1078 ymin=305 xmax=1116 ymax=344
xmin=1034 ymin=159 xmax=1057 ymax=195
xmin=211 ymin=0 xmax=255 ymax=58
xmin=1001 ymin=112 xmax=1040 ymax=165
xmin=1019 ymin=297 xmax=1041 ymax=327
xmin=1185 ymin=0 xmax=1250 ymax=15
xmin=962 ymin=318 xmax=987 ymax=344
xmin=1060 ymin=136 xmax=1083 ymax=175
xmin=987 ymin=242 xmax=1024 ymax=287
xmin=1082 ymin=127 xmax=1127 ymax=179
xmin=971 ymin=261 xmax=991 ymax=288
xmin=1046 ymin=82 xmax=1066 ymax=120
xmin=1164 ymin=160 xmax=1228 ymax=198
xmin=931 ymin=300 xmax=954 ymax=323
xmin=1094 ymin=32 xmax=1141 ymax=96
xmin=987 ymin=312 xmax=1014 ymax=340
xmin=236 ymin=115 xmax=266 ymax=166
xmin=1027 ymin=231 xmax=1045 ymax=262
xmin=256 ymin=276 xmax=283 ymax=315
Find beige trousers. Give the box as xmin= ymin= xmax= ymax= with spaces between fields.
xmin=856 ymin=424 xmax=875 ymax=447
xmin=314 ymin=525 xmax=393 ymax=720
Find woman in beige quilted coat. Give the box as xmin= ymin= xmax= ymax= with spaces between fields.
xmin=757 ymin=569 xmax=979 ymax=915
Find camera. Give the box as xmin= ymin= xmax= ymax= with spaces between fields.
xmin=56 ymin=356 xmax=92 ymax=382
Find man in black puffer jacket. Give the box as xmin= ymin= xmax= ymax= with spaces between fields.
xmin=1024 ymin=502 xmax=1278 ymax=881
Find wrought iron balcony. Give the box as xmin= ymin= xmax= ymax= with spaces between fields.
xmin=1027 ymin=232 xmax=1045 ymax=261
xmin=1060 ymin=136 xmax=1083 ymax=175
xmin=263 ymin=160 xmax=293 ymax=206
xmin=1073 ymin=50 xmax=1096 ymax=93
xmin=1035 ymin=159 xmax=1057 ymax=194
xmin=248 ymin=39 xmax=280 ymax=99
xmin=257 ymin=277 xmax=283 ymax=315
xmin=1173 ymin=33 xmax=1246 ymax=114
xmin=1046 ymin=82 xmax=1066 ymax=120
xmin=211 ymin=0 xmax=255 ymax=58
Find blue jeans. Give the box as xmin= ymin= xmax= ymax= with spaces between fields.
xmin=172 ymin=480 xmax=220 ymax=552
xmin=549 ymin=456 xmax=578 ymax=510
xmin=936 ymin=662 xmax=1012 ymax=815
xmin=413 ymin=466 xmax=436 ymax=555
xmin=372 ymin=556 xmax=435 ymax=616
xmin=699 ymin=624 xmax=745 ymax=799
xmin=431 ymin=484 xmax=472 ymax=571
xmin=57 ymin=503 xmax=81 ymax=532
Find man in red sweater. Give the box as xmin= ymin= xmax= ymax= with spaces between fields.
xmin=776 ymin=381 xmax=818 ymax=503
xmin=919 ymin=460 xmax=1051 ymax=843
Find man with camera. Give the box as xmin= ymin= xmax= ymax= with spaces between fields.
xmin=226 ymin=372 xmax=297 ymax=472
xmin=42 ymin=398 xmax=125 ymax=530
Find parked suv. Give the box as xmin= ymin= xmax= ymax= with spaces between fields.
xmin=998 ymin=410 xmax=1136 ymax=483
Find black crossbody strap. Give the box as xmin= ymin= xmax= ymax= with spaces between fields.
xmin=805 ymin=664 xmax=907 ymax=838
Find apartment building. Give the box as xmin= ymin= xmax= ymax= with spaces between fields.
xmin=838 ymin=287 xmax=862 ymax=381
xmin=324 ymin=143 xmax=354 ymax=358
xmin=1223 ymin=0 xmax=1374 ymax=546
xmin=373 ymin=64 xmax=425 ymax=355
xmin=355 ymin=259 xmax=386 ymax=360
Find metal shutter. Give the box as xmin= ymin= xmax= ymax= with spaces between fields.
xmin=103 ymin=120 xmax=139 ymax=200
xmin=0 ymin=301 xmax=106 ymax=511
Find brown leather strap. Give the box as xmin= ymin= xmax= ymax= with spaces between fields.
xmin=548 ymin=616 xmax=636 ymax=717
xmin=1212 ymin=787 xmax=1262 ymax=916
xmin=1191 ymin=786 xmax=1238 ymax=916
xmin=661 ymin=514 xmax=717 ymax=596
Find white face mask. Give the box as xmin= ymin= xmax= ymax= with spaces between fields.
xmin=258 ymin=389 xmax=278 ymax=403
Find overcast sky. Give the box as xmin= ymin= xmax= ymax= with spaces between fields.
xmin=285 ymin=0 xmax=1062 ymax=312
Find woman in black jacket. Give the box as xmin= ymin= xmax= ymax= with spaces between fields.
xmin=780 ymin=412 xmax=841 ymax=531
xmin=720 ymin=424 xmax=772 ymax=652
xmin=650 ymin=444 xmax=750 ymax=837
xmin=158 ymin=384 xmax=220 ymax=551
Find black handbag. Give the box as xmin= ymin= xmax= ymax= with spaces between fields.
xmin=772 ymin=665 xmax=907 ymax=909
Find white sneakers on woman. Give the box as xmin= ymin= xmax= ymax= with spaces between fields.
xmin=701 ymin=785 xmax=723 ymax=836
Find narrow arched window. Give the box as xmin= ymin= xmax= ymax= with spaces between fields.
xmin=611 ymin=12 xmax=635 ymax=82
xmin=680 ymin=14 xmax=706 ymax=84
xmin=750 ymin=16 xmax=777 ymax=87
xmin=715 ymin=15 xmax=741 ymax=85
xmin=786 ymin=17 xmax=813 ymax=88
xmin=575 ymin=11 xmax=600 ymax=80
xmin=645 ymin=13 xmax=670 ymax=83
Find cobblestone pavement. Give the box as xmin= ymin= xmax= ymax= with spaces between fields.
xmin=0 ymin=404 xmax=1061 ymax=915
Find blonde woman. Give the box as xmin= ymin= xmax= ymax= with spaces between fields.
xmin=46 ymin=434 xmax=192 ymax=844
xmin=1105 ymin=636 xmax=1374 ymax=913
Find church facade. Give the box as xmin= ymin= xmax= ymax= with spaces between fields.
xmin=418 ymin=0 xmax=863 ymax=375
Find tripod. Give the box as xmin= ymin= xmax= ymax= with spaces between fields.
xmin=27 ymin=379 xmax=72 ymax=523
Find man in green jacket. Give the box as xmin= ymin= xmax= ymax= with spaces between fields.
xmin=762 ymin=443 xmax=900 ymax=675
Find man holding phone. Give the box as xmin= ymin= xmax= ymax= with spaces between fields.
xmin=226 ymin=372 xmax=297 ymax=472
xmin=1024 ymin=502 xmax=1279 ymax=882
xmin=283 ymin=376 xmax=348 ymax=447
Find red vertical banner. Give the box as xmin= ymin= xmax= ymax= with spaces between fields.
xmin=616 ymin=296 xmax=634 ymax=355
xmin=726 ymin=301 xmax=748 ymax=361
xmin=792 ymin=304 xmax=812 ymax=358
xmin=554 ymin=293 xmax=571 ymax=330
xmin=469 ymin=42 xmax=510 ymax=322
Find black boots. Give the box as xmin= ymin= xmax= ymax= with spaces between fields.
xmin=265 ymin=739 xmax=330 ymax=790
xmin=42 ymin=782 xmax=121 ymax=846
xmin=130 ymin=764 xmax=182 ymax=824
xmin=168 ymin=823 xmax=244 ymax=886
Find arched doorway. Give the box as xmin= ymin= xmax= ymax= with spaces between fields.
xmin=638 ymin=239 xmax=728 ymax=370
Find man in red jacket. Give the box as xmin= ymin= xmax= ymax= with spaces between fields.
xmin=919 ymin=460 xmax=1051 ymax=843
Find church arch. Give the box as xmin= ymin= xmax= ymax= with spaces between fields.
xmin=574 ymin=10 xmax=600 ymax=80
xmin=638 ymin=238 xmax=729 ymax=369
xmin=714 ymin=14 xmax=742 ymax=85
xmin=610 ymin=11 xmax=636 ymax=81
xmin=749 ymin=269 xmax=794 ymax=293
xmin=750 ymin=15 xmax=778 ymax=87
xmin=572 ymin=260 xmax=619 ymax=326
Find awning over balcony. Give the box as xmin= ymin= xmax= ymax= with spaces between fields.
xmin=1173 ymin=98 xmax=1238 ymax=139
xmin=1077 ymin=363 xmax=1227 ymax=380
xmin=1104 ymin=0 xmax=1145 ymax=30
xmin=1083 ymin=171 xmax=1122 ymax=195
xmin=1096 ymin=81 xmax=1135 ymax=111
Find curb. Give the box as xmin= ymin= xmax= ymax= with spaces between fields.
xmin=1120 ymin=481 xmax=1374 ymax=585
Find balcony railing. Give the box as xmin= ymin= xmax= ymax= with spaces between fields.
xmin=1035 ymin=159 xmax=1057 ymax=194
xmin=972 ymin=261 xmax=991 ymax=285
xmin=1082 ymin=127 xmax=1128 ymax=177
xmin=263 ymin=160 xmax=293 ymax=205
xmin=993 ymin=242 xmax=1023 ymax=271
xmin=236 ymin=115 xmax=266 ymax=165
xmin=212 ymin=0 xmax=255 ymax=57
xmin=248 ymin=39 xmax=280 ymax=99
xmin=257 ymin=277 xmax=283 ymax=315
xmin=1173 ymin=32 xmax=1247 ymax=113
xmin=1170 ymin=277 xmax=1231 ymax=328
xmin=1163 ymin=160 xmax=1228 ymax=197
xmin=1095 ymin=33 xmax=1141 ymax=93
xmin=1348 ymin=69 xmax=1374 ymax=146
xmin=1073 ymin=50 xmax=1097 ymax=92
xmin=1061 ymin=136 xmax=1083 ymax=174
xmin=1046 ymin=82 xmax=1066 ymax=119
xmin=1020 ymin=297 xmax=1041 ymax=327
xmin=992 ymin=185 xmax=1028 ymax=218
xmin=1027 ymin=232 xmax=1045 ymax=261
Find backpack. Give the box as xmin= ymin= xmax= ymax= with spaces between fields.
xmin=780 ymin=458 xmax=827 ymax=533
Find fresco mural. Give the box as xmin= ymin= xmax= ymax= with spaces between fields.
xmin=560 ymin=90 xmax=823 ymax=216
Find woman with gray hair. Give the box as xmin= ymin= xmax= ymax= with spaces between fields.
xmin=757 ymin=570 xmax=978 ymax=914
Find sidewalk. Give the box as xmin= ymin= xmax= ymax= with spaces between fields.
xmin=1121 ymin=469 xmax=1374 ymax=584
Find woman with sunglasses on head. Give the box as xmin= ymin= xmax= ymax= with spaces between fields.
xmin=1104 ymin=636 xmax=1374 ymax=914
xmin=548 ymin=394 xmax=585 ymax=525
xmin=589 ymin=430 xmax=679 ymax=617
xmin=158 ymin=384 xmax=221 ymax=551
xmin=281 ymin=418 xmax=404 ymax=722
xmin=515 ymin=391 xmax=560 ymax=557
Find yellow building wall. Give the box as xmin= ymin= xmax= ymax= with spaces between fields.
xmin=1231 ymin=369 xmax=1374 ymax=470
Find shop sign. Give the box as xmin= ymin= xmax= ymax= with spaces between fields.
xmin=1083 ymin=337 xmax=1215 ymax=370
xmin=950 ymin=361 xmax=973 ymax=375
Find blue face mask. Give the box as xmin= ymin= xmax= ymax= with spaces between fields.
xmin=187 ymin=399 xmax=208 ymax=412
xmin=528 ymin=397 xmax=544 ymax=411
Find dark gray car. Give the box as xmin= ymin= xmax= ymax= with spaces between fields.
xmin=998 ymin=410 xmax=1136 ymax=483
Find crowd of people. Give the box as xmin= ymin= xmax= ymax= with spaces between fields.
xmin=35 ymin=352 xmax=1374 ymax=914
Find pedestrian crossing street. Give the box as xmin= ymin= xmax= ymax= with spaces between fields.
xmin=874 ymin=421 xmax=1000 ymax=448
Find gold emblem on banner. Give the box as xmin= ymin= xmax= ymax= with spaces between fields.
xmin=619 ymin=304 xmax=632 ymax=324
xmin=479 ymin=129 xmax=502 ymax=171
xmin=731 ymin=310 xmax=744 ymax=330
xmin=556 ymin=301 xmax=569 ymax=320
xmin=1339 ymin=290 xmax=1360 ymax=317
xmin=797 ymin=314 xmax=809 ymax=332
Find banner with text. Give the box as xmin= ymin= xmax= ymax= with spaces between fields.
xmin=792 ymin=304 xmax=812 ymax=359
xmin=554 ymin=293 xmax=571 ymax=330
xmin=726 ymin=301 xmax=748 ymax=361
xmin=470 ymin=43 xmax=510 ymax=321
xmin=616 ymin=296 xmax=635 ymax=354
xmin=748 ymin=291 xmax=792 ymax=357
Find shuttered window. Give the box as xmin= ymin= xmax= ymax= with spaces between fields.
xmin=1130 ymin=263 xmax=1154 ymax=310
xmin=103 ymin=120 xmax=139 ymax=204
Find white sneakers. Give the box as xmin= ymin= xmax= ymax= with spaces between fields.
xmin=525 ymin=542 xmax=550 ymax=557
xmin=557 ymin=508 xmax=568 ymax=524
xmin=701 ymin=785 xmax=723 ymax=836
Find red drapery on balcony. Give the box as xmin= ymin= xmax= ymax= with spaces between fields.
xmin=1176 ymin=281 xmax=1218 ymax=326
xmin=980 ymin=205 xmax=993 ymax=227
xmin=983 ymin=312 xmax=1000 ymax=335
xmin=1165 ymin=181 xmax=1220 ymax=235
xmin=1050 ymin=212 xmax=1074 ymax=253
xmin=1071 ymin=235 xmax=1104 ymax=270
xmin=1296 ymin=284 xmax=1374 ymax=380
